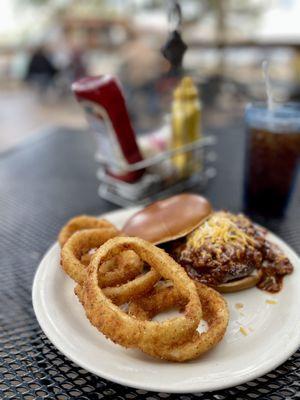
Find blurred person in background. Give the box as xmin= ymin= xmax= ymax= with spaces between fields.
xmin=24 ymin=22 xmax=87 ymax=100
xmin=24 ymin=45 xmax=58 ymax=93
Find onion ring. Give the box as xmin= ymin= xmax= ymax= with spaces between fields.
xmin=62 ymin=228 xmax=155 ymax=304
xmin=80 ymin=237 xmax=202 ymax=350
xmin=98 ymin=250 xmax=144 ymax=289
xmin=128 ymin=282 xmax=229 ymax=361
xmin=75 ymin=259 xmax=159 ymax=306
xmin=59 ymin=217 xmax=143 ymax=288
xmin=100 ymin=267 xmax=159 ymax=306
xmin=61 ymin=228 xmax=119 ymax=285
xmin=61 ymin=228 xmax=144 ymax=288
xmin=58 ymin=215 xmax=116 ymax=247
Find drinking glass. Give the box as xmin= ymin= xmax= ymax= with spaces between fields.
xmin=244 ymin=102 xmax=300 ymax=217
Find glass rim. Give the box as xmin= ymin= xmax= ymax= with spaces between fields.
xmin=245 ymin=101 xmax=300 ymax=133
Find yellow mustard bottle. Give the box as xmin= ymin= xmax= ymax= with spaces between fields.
xmin=171 ymin=77 xmax=201 ymax=177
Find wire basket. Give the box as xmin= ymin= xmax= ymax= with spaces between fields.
xmin=96 ymin=135 xmax=216 ymax=207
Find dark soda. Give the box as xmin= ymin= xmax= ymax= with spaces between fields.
xmin=244 ymin=104 xmax=300 ymax=217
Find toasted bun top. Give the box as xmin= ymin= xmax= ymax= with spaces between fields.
xmin=122 ymin=194 xmax=212 ymax=244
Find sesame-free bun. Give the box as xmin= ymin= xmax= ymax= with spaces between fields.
xmin=123 ymin=194 xmax=212 ymax=245
xmin=215 ymin=271 xmax=261 ymax=293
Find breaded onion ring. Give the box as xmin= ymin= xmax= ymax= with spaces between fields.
xmin=62 ymin=228 xmax=156 ymax=305
xmin=129 ymin=282 xmax=229 ymax=361
xmin=58 ymin=215 xmax=116 ymax=247
xmin=80 ymin=237 xmax=202 ymax=350
xmin=101 ymin=269 xmax=159 ymax=305
xmin=75 ymin=259 xmax=160 ymax=306
xmin=98 ymin=250 xmax=144 ymax=289
xmin=61 ymin=228 xmax=119 ymax=285
xmin=61 ymin=228 xmax=144 ymax=289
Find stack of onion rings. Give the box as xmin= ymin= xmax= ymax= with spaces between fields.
xmin=58 ymin=216 xmax=229 ymax=362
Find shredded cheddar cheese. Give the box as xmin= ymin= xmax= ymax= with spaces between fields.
xmin=239 ymin=326 xmax=248 ymax=336
xmin=187 ymin=211 xmax=255 ymax=249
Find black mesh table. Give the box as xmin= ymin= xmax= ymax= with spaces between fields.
xmin=0 ymin=125 xmax=299 ymax=400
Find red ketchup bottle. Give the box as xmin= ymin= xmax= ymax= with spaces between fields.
xmin=72 ymin=75 xmax=144 ymax=182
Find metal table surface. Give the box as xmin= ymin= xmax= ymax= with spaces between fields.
xmin=0 ymin=125 xmax=299 ymax=400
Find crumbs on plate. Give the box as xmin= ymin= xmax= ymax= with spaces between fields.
xmin=235 ymin=303 xmax=244 ymax=309
xmin=265 ymin=299 xmax=278 ymax=305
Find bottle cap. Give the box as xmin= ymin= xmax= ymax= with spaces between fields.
xmin=174 ymin=76 xmax=198 ymax=100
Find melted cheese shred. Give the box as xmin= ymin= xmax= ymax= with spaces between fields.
xmin=187 ymin=211 xmax=256 ymax=249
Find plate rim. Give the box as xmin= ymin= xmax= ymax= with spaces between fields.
xmin=32 ymin=207 xmax=300 ymax=393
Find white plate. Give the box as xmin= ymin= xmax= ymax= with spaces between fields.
xmin=32 ymin=208 xmax=300 ymax=394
